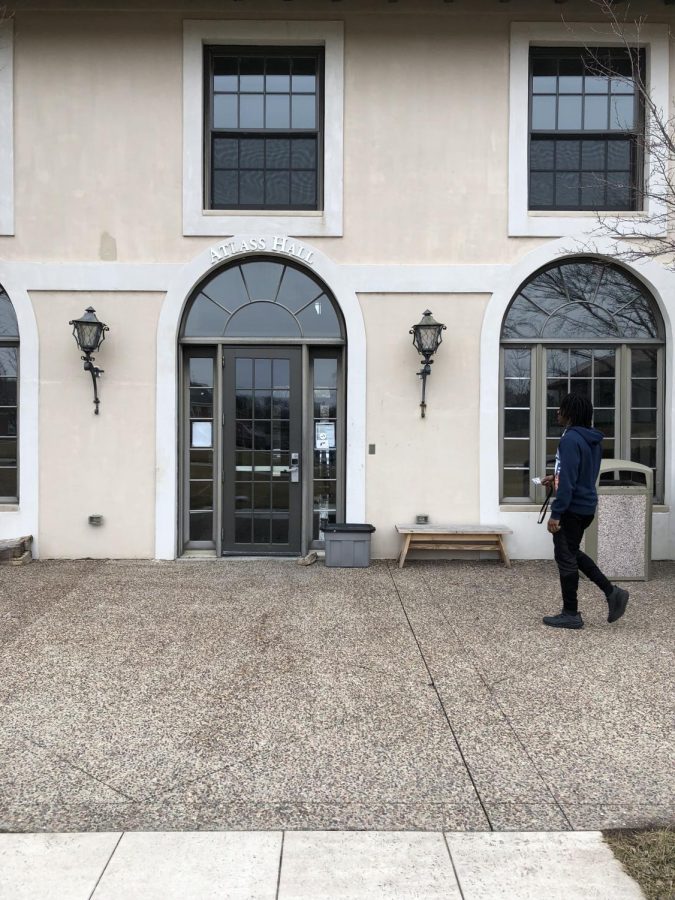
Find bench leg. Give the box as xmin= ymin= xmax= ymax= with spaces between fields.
xmin=498 ymin=535 xmax=511 ymax=568
xmin=398 ymin=534 xmax=412 ymax=569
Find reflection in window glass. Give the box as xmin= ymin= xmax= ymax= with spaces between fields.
xmin=501 ymin=260 xmax=664 ymax=502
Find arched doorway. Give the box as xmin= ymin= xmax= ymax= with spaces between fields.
xmin=178 ymin=255 xmax=346 ymax=556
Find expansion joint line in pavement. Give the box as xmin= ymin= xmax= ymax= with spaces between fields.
xmin=385 ymin=562 xmax=494 ymax=832
xmin=442 ymin=832 xmax=467 ymax=900
xmin=87 ymin=832 xmax=123 ymax=900
xmin=275 ymin=831 xmax=285 ymax=900
xmin=425 ymin=573 xmax=574 ymax=831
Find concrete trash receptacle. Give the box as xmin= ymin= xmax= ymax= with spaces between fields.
xmin=323 ymin=523 xmax=376 ymax=568
xmin=585 ymin=459 xmax=653 ymax=581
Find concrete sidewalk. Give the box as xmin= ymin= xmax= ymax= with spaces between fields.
xmin=0 ymin=830 xmax=646 ymax=899
xmin=0 ymin=558 xmax=672 ymax=833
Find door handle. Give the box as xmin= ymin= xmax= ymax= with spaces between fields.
xmin=290 ymin=452 xmax=300 ymax=483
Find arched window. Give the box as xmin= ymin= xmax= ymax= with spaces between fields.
xmin=0 ymin=286 xmax=18 ymax=501
xmin=501 ymin=258 xmax=665 ymax=502
xmin=181 ymin=258 xmax=343 ymax=341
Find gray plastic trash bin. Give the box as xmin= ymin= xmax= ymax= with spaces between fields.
xmin=324 ymin=523 xmax=376 ymax=568
xmin=584 ymin=459 xmax=653 ymax=582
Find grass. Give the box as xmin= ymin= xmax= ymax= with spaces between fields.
xmin=604 ymin=828 xmax=674 ymax=900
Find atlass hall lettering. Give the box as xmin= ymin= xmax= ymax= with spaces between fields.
xmin=210 ymin=236 xmax=316 ymax=266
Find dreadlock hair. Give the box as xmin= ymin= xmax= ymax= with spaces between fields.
xmin=560 ymin=392 xmax=593 ymax=428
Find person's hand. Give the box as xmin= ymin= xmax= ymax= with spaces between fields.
xmin=547 ymin=517 xmax=561 ymax=534
xmin=541 ymin=475 xmax=554 ymax=487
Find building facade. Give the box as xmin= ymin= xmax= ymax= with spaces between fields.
xmin=0 ymin=0 xmax=673 ymax=561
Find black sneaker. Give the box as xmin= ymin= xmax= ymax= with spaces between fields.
xmin=543 ymin=610 xmax=584 ymax=629
xmin=607 ymin=585 xmax=629 ymax=623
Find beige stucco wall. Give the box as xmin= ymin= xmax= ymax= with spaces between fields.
xmin=34 ymin=292 xmax=162 ymax=558
xmin=362 ymin=293 xmax=489 ymax=558
xmin=7 ymin=2 xmax=673 ymax=265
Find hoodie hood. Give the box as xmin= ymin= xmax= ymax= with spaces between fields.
xmin=568 ymin=426 xmax=604 ymax=448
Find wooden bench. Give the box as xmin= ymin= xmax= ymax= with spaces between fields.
xmin=395 ymin=525 xmax=512 ymax=569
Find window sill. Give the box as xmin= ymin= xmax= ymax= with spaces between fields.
xmin=528 ymin=210 xmax=647 ymax=218
xmin=184 ymin=210 xmax=341 ymax=237
xmin=0 ymin=504 xmax=19 ymax=512
xmin=202 ymin=209 xmax=323 ymax=218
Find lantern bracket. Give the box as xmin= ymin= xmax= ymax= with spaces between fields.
xmin=82 ymin=353 xmax=105 ymax=415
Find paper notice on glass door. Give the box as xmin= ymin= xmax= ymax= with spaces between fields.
xmin=315 ymin=422 xmax=335 ymax=450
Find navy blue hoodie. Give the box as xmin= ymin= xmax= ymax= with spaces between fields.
xmin=551 ymin=426 xmax=604 ymax=518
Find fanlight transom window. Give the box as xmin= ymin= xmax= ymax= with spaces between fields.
xmin=182 ymin=258 xmax=343 ymax=341
xmin=502 ymin=260 xmax=661 ymax=342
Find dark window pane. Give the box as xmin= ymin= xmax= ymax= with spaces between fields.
xmin=313 ymin=388 xmax=337 ymax=418
xmin=291 ymin=171 xmax=316 ymax=207
xmin=273 ymin=360 xmax=290 ymax=390
xmin=631 ymin=408 xmax=657 ymax=438
xmin=292 ymin=57 xmax=317 ymax=92
xmin=266 ymin=138 xmax=290 ymax=169
xmin=556 ymin=171 xmax=580 ymax=206
xmin=190 ymin=481 xmax=213 ymax=511
xmin=606 ymin=174 xmax=630 ymax=208
xmin=0 ymin=410 xmax=17 ymax=437
xmin=212 ymin=170 xmax=238 ymax=206
xmin=594 ymin=378 xmax=615 ymax=407
xmin=189 ymin=358 xmax=213 ymax=388
xmin=240 ymin=138 xmax=264 ymax=169
xmin=503 ymin=348 xmax=531 ymax=379
xmin=236 ymin=391 xmax=252 ymax=418
xmin=272 ymin=420 xmax=289 ymax=451
xmin=594 ymin=349 xmax=616 ymax=377
xmin=557 ymin=140 xmax=580 ymax=171
xmin=254 ymin=515 xmax=270 ymax=544
xmin=236 ymin=421 xmax=253 ymax=450
xmin=0 ymin=296 xmax=17 ymax=338
xmin=594 ymin=407 xmax=615 ymax=437
xmin=235 ymin=514 xmax=252 ymax=543
xmin=547 ymin=379 xmax=568 ymax=408
xmin=631 ymin=440 xmax=656 ymax=469
xmin=608 ymin=140 xmax=631 ymax=170
xmin=529 ymin=172 xmax=554 ymax=208
xmin=632 ymin=379 xmax=657 ymax=408
xmin=190 ymin=449 xmax=213 ymax=480
xmin=504 ymin=409 xmax=529 ymax=438
xmin=581 ymin=140 xmax=605 ymax=170
xmin=0 ymin=346 xmax=17 ymax=377
xmin=213 ymin=138 xmax=238 ymax=168
xmin=504 ymin=379 xmax=530 ymax=407
xmin=546 ymin=349 xmax=568 ymax=377
xmin=503 ymin=439 xmax=530 ymax=468
xmin=530 ymin=140 xmax=554 ymax=170
xmin=265 ymin=170 xmax=290 ymax=206
xmin=272 ymin=391 xmax=290 ymax=419
xmin=291 ymin=138 xmax=317 ymax=170
xmin=254 ymin=393 xmax=272 ymax=419
xmin=569 ymin=378 xmax=591 ymax=400
xmin=235 ymin=483 xmax=252 ymax=509
xmin=502 ymin=468 xmax=529 ymax=498
xmin=239 ymin=171 xmax=264 ymax=205
xmin=190 ymin=512 xmax=213 ymax=542
xmin=581 ymin=172 xmax=605 ymax=208
xmin=254 ymin=421 xmax=271 ymax=452
xmin=190 ymin=386 xmax=213 ymax=418
xmin=631 ymin=349 xmax=657 ymax=378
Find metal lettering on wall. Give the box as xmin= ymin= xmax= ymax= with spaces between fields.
xmin=210 ymin=236 xmax=316 ymax=267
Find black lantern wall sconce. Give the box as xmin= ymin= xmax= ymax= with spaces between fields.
xmin=69 ymin=307 xmax=109 ymax=415
xmin=410 ymin=310 xmax=446 ymax=418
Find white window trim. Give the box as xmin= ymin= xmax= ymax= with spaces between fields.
xmin=0 ymin=19 xmax=14 ymax=236
xmin=508 ymin=22 xmax=669 ymax=238
xmin=183 ymin=20 xmax=344 ymax=238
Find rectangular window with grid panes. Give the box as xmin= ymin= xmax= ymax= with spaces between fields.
xmin=204 ymin=46 xmax=323 ymax=211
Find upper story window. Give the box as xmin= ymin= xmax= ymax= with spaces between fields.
xmin=204 ymin=47 xmax=324 ymax=212
xmin=0 ymin=286 xmax=18 ymax=502
xmin=529 ymin=47 xmax=645 ymax=211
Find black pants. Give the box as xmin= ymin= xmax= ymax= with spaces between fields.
xmin=553 ymin=512 xmax=613 ymax=613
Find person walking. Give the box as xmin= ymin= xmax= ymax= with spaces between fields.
xmin=542 ymin=392 xmax=629 ymax=630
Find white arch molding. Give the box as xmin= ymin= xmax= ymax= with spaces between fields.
xmin=155 ymin=236 xmax=367 ymax=559
xmin=480 ymin=236 xmax=675 ymax=561
xmin=0 ymin=272 xmax=39 ymax=551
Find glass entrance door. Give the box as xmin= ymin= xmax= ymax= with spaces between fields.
xmin=222 ymin=347 xmax=302 ymax=554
